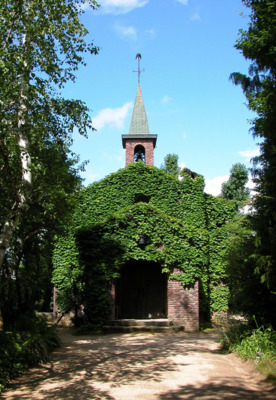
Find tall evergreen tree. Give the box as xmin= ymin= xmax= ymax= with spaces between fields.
xmin=230 ymin=0 xmax=276 ymax=322
xmin=160 ymin=154 xmax=180 ymax=179
xmin=221 ymin=163 xmax=250 ymax=202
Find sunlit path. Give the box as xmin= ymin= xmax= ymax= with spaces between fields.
xmin=2 ymin=329 xmax=275 ymax=400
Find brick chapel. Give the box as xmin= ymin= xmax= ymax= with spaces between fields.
xmin=71 ymin=57 xmax=233 ymax=333
xmin=107 ymin=67 xmax=200 ymax=332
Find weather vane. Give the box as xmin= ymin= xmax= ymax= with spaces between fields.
xmin=133 ymin=53 xmax=145 ymax=84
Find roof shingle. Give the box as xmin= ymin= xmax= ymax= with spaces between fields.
xmin=129 ymin=84 xmax=150 ymax=135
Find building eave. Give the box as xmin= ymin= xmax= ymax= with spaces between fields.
xmin=122 ymin=134 xmax=157 ymax=149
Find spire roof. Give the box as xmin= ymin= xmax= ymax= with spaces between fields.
xmin=128 ymin=84 xmax=150 ymax=135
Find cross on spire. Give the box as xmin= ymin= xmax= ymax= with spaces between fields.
xmin=133 ymin=53 xmax=145 ymax=84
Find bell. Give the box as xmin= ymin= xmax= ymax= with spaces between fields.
xmin=138 ymin=234 xmax=146 ymax=246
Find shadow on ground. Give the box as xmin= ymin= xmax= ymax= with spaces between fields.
xmin=3 ymin=330 xmax=275 ymax=400
xmin=158 ymin=381 xmax=276 ymax=400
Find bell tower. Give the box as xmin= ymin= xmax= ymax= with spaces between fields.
xmin=122 ymin=54 xmax=157 ymax=166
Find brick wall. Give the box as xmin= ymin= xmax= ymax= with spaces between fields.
xmin=109 ymin=282 xmax=116 ymax=320
xmin=167 ymin=269 xmax=199 ymax=332
xmin=125 ymin=138 xmax=154 ymax=166
xmin=109 ymin=269 xmax=199 ymax=331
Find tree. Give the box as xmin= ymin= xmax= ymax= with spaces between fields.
xmin=0 ymin=142 xmax=84 ymax=326
xmin=230 ymin=0 xmax=276 ymax=324
xmin=221 ymin=163 xmax=250 ymax=202
xmin=160 ymin=154 xmax=180 ymax=179
xmin=224 ymin=216 xmax=274 ymax=323
xmin=0 ymin=0 xmax=99 ymax=326
xmin=0 ymin=0 xmax=99 ymax=269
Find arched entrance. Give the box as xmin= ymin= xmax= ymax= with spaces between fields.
xmin=116 ymin=260 xmax=167 ymax=319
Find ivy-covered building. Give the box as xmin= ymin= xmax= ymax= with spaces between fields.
xmin=53 ymin=80 xmax=237 ymax=332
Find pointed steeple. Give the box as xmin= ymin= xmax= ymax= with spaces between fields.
xmin=129 ymin=83 xmax=150 ymax=135
xmin=122 ymin=54 xmax=157 ymax=166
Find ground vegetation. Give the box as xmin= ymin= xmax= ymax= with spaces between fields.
xmin=221 ymin=319 xmax=276 ymax=384
xmin=0 ymin=315 xmax=60 ymax=393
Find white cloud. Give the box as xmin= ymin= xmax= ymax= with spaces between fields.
xmin=190 ymin=12 xmax=201 ymax=21
xmin=239 ymin=148 xmax=260 ymax=162
xmin=175 ymin=0 xmax=188 ymax=5
xmin=99 ymin=0 xmax=149 ymax=15
xmin=204 ymin=175 xmax=229 ymax=197
xmin=178 ymin=162 xmax=186 ymax=180
xmin=204 ymin=172 xmax=256 ymax=197
xmin=240 ymin=174 xmax=256 ymax=214
xmin=114 ymin=24 xmax=137 ymax=40
xmin=161 ymin=95 xmax=171 ymax=103
xmin=93 ymin=102 xmax=133 ymax=130
xmin=145 ymin=28 xmax=156 ymax=38
xmin=246 ymin=174 xmax=256 ymax=191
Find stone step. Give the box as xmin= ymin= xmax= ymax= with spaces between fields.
xmin=103 ymin=319 xmax=185 ymax=333
xmin=103 ymin=325 xmax=185 ymax=334
xmin=107 ymin=319 xmax=173 ymax=327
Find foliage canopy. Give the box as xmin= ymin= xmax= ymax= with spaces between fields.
xmin=160 ymin=153 xmax=180 ymax=179
xmin=230 ymin=0 xmax=276 ymax=325
xmin=0 ymin=0 xmax=99 ymax=326
xmin=221 ymin=163 xmax=250 ymax=202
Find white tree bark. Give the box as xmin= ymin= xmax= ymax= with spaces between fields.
xmin=0 ymin=29 xmax=32 ymax=269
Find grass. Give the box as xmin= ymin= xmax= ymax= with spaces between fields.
xmin=220 ymin=319 xmax=276 ymax=386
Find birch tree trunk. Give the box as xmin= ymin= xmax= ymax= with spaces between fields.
xmin=0 ymin=27 xmax=32 ymax=269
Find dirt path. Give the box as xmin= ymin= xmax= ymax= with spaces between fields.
xmin=2 ymin=329 xmax=275 ymax=400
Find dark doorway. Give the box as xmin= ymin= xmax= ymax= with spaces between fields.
xmin=116 ymin=260 xmax=167 ymax=319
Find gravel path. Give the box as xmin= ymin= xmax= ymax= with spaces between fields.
xmin=2 ymin=329 xmax=276 ymax=400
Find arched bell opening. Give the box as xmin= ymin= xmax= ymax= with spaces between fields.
xmin=115 ymin=260 xmax=167 ymax=319
xmin=134 ymin=145 xmax=145 ymax=163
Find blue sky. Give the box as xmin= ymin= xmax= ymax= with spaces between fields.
xmin=67 ymin=0 xmax=258 ymax=195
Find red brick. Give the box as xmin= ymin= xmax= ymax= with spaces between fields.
xmin=125 ymin=138 xmax=155 ymax=166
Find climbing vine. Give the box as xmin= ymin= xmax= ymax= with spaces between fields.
xmin=53 ymin=163 xmax=237 ymax=324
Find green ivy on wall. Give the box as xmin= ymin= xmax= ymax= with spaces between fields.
xmin=53 ymin=162 xmax=237 ymax=323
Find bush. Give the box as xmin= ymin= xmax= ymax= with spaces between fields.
xmin=235 ymin=325 xmax=276 ymax=361
xmin=0 ymin=316 xmax=60 ymax=393
xmin=221 ymin=320 xmax=276 ymax=383
xmin=220 ymin=320 xmax=251 ymax=352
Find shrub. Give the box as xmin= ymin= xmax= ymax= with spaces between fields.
xmin=220 ymin=320 xmax=251 ymax=352
xmin=235 ymin=325 xmax=276 ymax=361
xmin=220 ymin=320 xmax=276 ymax=383
xmin=0 ymin=316 xmax=60 ymax=393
